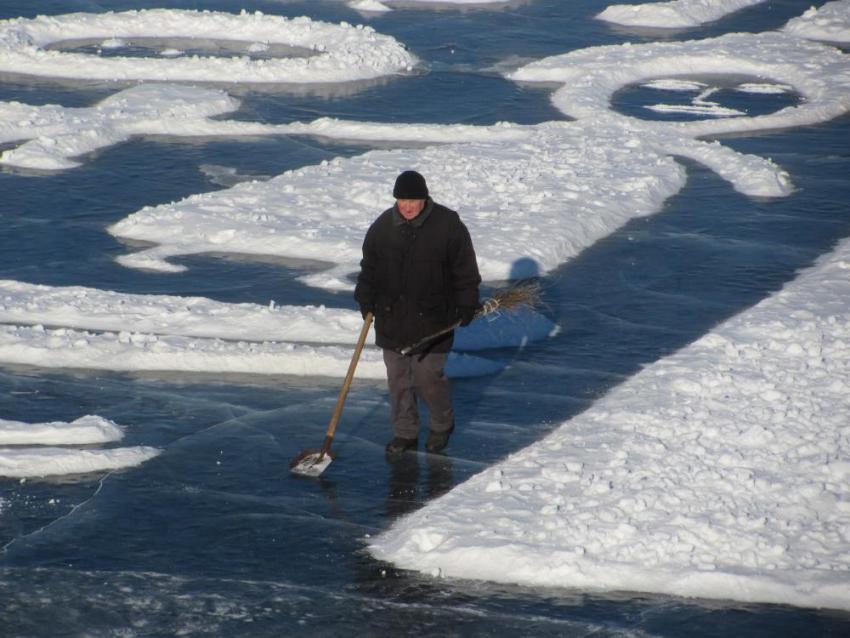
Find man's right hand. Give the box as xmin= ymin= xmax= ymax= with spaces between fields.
xmin=360 ymin=304 xmax=375 ymax=320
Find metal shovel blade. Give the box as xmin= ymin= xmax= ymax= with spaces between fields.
xmin=289 ymin=449 xmax=333 ymax=477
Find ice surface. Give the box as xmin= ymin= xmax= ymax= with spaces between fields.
xmin=782 ymin=0 xmax=850 ymax=43
xmin=370 ymin=234 xmax=850 ymax=612
xmin=598 ymin=0 xmax=767 ymax=29
xmin=0 ymin=9 xmax=416 ymax=83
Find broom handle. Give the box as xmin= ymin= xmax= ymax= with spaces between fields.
xmin=321 ymin=312 xmax=373 ymax=455
xmin=398 ymin=298 xmax=497 ymax=356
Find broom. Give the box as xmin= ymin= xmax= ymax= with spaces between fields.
xmin=399 ymin=281 xmax=541 ymax=356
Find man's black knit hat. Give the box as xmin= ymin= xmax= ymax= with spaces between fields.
xmin=393 ymin=170 xmax=429 ymax=199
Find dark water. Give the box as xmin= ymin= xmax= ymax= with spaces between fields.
xmin=1 ymin=0 xmax=849 ymax=635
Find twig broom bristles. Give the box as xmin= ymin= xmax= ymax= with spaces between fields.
xmin=399 ymin=281 xmax=541 ymax=356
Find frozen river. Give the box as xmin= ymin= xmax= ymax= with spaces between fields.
xmin=1 ymin=0 xmax=849 ymax=635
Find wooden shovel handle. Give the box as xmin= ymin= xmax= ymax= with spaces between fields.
xmin=321 ymin=312 xmax=373 ymax=455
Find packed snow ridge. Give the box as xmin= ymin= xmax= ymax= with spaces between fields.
xmin=0 ymin=280 xmax=556 ymax=378
xmin=370 ymin=232 xmax=850 ymax=612
xmin=0 ymin=9 xmax=416 ymax=83
xmin=598 ymin=0 xmax=767 ymax=29
xmin=0 ymin=415 xmax=159 ymax=478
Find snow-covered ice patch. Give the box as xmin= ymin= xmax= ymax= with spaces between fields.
xmin=783 ymin=0 xmax=850 ymax=44
xmin=642 ymin=78 xmax=707 ymax=91
xmin=106 ymin=32 xmax=831 ymax=288
xmin=108 ymin=120 xmax=692 ymax=286
xmin=0 ymin=84 xmax=240 ymax=170
xmin=347 ymin=0 xmax=393 ymax=12
xmin=0 ymin=446 xmax=160 ymax=479
xmin=0 ymin=87 xmax=530 ymax=171
xmin=0 ymin=322 xmax=502 ymax=379
xmin=735 ymin=82 xmax=793 ymax=94
xmin=509 ymin=31 xmax=850 ymax=139
xmin=0 ymin=279 xmax=555 ymax=353
xmin=598 ymin=0 xmax=767 ymax=29
xmin=370 ymin=235 xmax=850 ymax=612
xmin=0 ymin=415 xmax=124 ymax=446
xmin=0 ymin=9 xmax=416 ymax=83
xmin=0 ymin=414 xmax=159 ymax=479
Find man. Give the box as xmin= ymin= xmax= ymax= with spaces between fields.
xmin=355 ymin=170 xmax=481 ymax=457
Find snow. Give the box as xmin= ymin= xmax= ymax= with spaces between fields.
xmin=347 ymin=0 xmax=393 ymax=13
xmin=0 ymin=446 xmax=160 ymax=479
xmin=0 ymin=415 xmax=159 ymax=478
xmin=0 ymin=10 xmax=416 ymax=84
xmin=0 ymin=84 xmax=240 ymax=170
xmin=598 ymin=0 xmax=767 ymax=29
xmin=0 ymin=280 xmax=555 ymax=378
xmin=104 ymin=30 xmax=850 ymax=285
xmin=370 ymin=231 xmax=850 ymax=613
xmin=0 ymin=415 xmax=124 ymax=446
xmin=645 ymin=87 xmax=746 ymax=117
xmin=508 ymin=31 xmax=850 ymax=139
xmin=782 ymin=0 xmax=850 ymax=43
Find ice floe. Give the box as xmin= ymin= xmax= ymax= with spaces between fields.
xmin=0 ymin=9 xmax=416 ymax=83
xmin=370 ymin=225 xmax=850 ymax=613
xmin=598 ymin=0 xmax=767 ymax=29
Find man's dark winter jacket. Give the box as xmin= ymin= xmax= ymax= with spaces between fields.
xmin=354 ymin=199 xmax=481 ymax=353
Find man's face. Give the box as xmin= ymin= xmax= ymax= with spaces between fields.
xmin=397 ymin=199 xmax=425 ymax=221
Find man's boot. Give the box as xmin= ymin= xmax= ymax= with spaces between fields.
xmin=385 ymin=436 xmax=417 ymax=457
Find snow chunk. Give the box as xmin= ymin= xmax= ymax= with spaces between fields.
xmin=0 ymin=415 xmax=124 ymax=446
xmin=598 ymin=0 xmax=767 ymax=29
xmin=0 ymin=446 xmax=160 ymax=479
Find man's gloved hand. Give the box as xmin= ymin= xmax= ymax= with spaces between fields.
xmin=456 ymin=305 xmax=478 ymax=327
xmin=360 ymin=304 xmax=375 ymax=320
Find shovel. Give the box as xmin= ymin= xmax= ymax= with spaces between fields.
xmin=290 ymin=312 xmax=374 ymax=477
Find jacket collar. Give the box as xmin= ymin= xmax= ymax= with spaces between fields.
xmin=392 ymin=197 xmax=434 ymax=227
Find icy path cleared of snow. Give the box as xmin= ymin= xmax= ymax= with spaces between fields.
xmin=0 ymin=416 xmax=159 ymax=478
xmin=370 ymin=235 xmax=850 ymax=612
xmin=0 ymin=9 xmax=416 ymax=83
xmin=782 ymin=0 xmax=850 ymax=43
xmin=597 ymin=0 xmax=766 ymax=29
